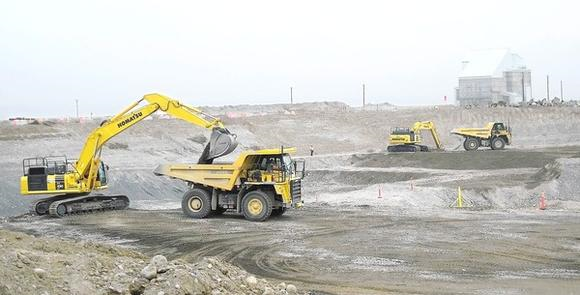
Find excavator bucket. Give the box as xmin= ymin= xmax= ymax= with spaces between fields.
xmin=208 ymin=127 xmax=238 ymax=158
xmin=198 ymin=127 xmax=238 ymax=163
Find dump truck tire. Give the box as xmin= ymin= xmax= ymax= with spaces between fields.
xmin=242 ymin=190 xmax=272 ymax=222
xmin=182 ymin=188 xmax=212 ymax=219
xmin=271 ymin=207 xmax=287 ymax=217
xmin=491 ymin=137 xmax=506 ymax=150
xmin=463 ymin=138 xmax=479 ymax=151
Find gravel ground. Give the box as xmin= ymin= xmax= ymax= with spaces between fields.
xmin=0 ymin=228 xmax=303 ymax=295
xmin=2 ymin=103 xmax=580 ymax=294
xmin=4 ymin=206 xmax=580 ymax=295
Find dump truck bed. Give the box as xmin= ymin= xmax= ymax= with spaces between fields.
xmin=451 ymin=123 xmax=495 ymax=139
xmin=154 ymin=163 xmax=240 ymax=191
xmin=451 ymin=128 xmax=491 ymax=137
xmin=154 ymin=148 xmax=297 ymax=191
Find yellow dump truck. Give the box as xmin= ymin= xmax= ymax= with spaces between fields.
xmin=452 ymin=122 xmax=512 ymax=151
xmin=154 ymin=147 xmax=304 ymax=221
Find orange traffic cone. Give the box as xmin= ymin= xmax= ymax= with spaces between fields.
xmin=539 ymin=192 xmax=547 ymax=210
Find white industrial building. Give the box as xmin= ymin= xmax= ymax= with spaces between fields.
xmin=456 ymin=49 xmax=531 ymax=106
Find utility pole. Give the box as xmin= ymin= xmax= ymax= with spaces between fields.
xmin=290 ymin=87 xmax=293 ymax=104
xmin=521 ymin=72 xmax=525 ymax=103
xmin=546 ymin=75 xmax=550 ymax=100
xmin=560 ymin=80 xmax=564 ymax=101
xmin=362 ymin=84 xmax=366 ymax=107
xmin=530 ymin=72 xmax=533 ymax=98
xmin=75 ymin=99 xmax=79 ymax=118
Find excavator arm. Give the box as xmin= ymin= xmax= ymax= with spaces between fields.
xmin=75 ymin=93 xmax=238 ymax=182
xmin=412 ymin=121 xmax=443 ymax=150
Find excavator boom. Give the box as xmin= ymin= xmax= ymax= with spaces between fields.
xmin=412 ymin=121 xmax=443 ymax=150
xmin=75 ymin=93 xmax=237 ymax=178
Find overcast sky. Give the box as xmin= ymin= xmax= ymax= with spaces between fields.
xmin=1 ymin=0 xmax=579 ymax=118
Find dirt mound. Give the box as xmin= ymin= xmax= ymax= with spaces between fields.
xmin=350 ymin=150 xmax=558 ymax=170
xmin=203 ymin=101 xmax=350 ymax=116
xmin=526 ymin=160 xmax=562 ymax=189
xmin=548 ymin=158 xmax=580 ymax=203
xmin=0 ymin=228 xmax=301 ymax=295
xmin=303 ymin=147 xmax=580 ymax=210
xmin=307 ymin=169 xmax=432 ymax=186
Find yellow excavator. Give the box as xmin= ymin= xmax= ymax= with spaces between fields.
xmin=20 ymin=93 xmax=238 ymax=217
xmin=387 ymin=121 xmax=443 ymax=152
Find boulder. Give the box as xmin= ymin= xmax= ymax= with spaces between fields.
xmin=141 ymin=264 xmax=157 ymax=280
xmin=150 ymin=255 xmax=169 ymax=273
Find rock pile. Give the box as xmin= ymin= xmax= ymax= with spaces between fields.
xmin=0 ymin=229 xmax=301 ymax=295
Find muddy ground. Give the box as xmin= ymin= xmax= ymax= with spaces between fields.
xmin=4 ymin=145 xmax=580 ymax=294
xmin=5 ymin=207 xmax=580 ymax=295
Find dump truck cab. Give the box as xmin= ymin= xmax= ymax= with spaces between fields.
xmin=490 ymin=122 xmax=512 ymax=143
xmin=154 ymin=147 xmax=305 ymax=221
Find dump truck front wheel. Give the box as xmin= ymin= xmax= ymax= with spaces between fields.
xmin=242 ymin=190 xmax=273 ymax=222
xmin=463 ymin=138 xmax=479 ymax=151
xmin=182 ymin=188 xmax=212 ymax=219
xmin=491 ymin=137 xmax=506 ymax=150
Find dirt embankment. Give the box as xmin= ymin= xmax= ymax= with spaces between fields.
xmin=2 ymin=104 xmax=580 ymax=217
xmin=0 ymin=228 xmax=301 ymax=295
xmin=302 ymin=147 xmax=580 ymax=210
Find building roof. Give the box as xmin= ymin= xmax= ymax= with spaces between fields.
xmin=459 ymin=49 xmax=527 ymax=78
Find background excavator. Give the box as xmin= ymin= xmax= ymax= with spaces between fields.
xmin=387 ymin=121 xmax=443 ymax=152
xmin=20 ymin=93 xmax=238 ymax=217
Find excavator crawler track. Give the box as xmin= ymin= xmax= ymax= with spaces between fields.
xmin=47 ymin=195 xmax=129 ymax=217
xmin=387 ymin=145 xmax=429 ymax=153
xmin=31 ymin=195 xmax=72 ymax=216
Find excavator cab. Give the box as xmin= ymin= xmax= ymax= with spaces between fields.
xmin=390 ymin=127 xmax=418 ymax=142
